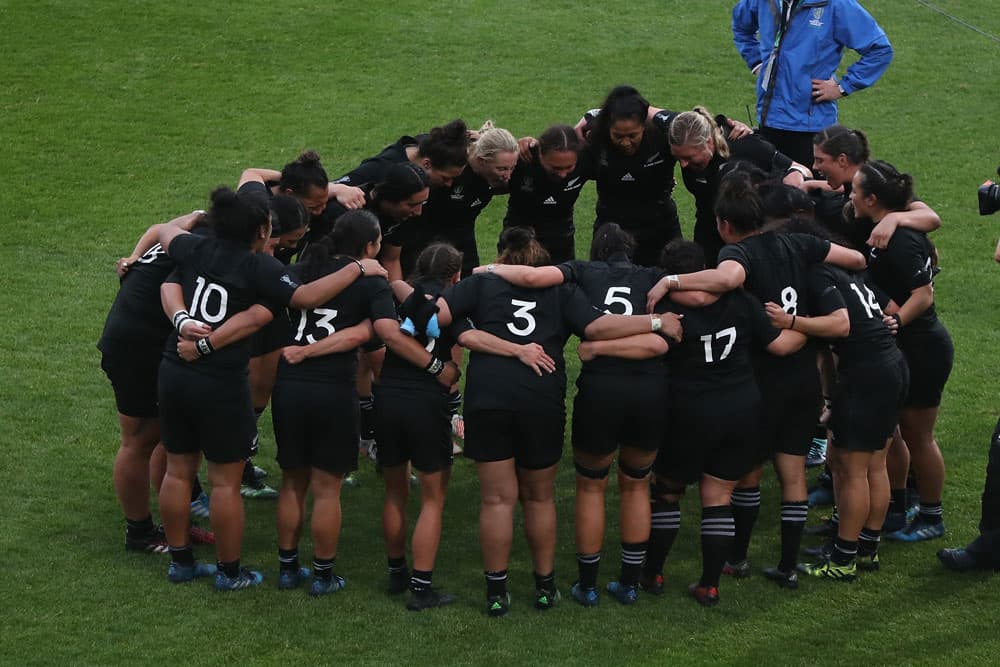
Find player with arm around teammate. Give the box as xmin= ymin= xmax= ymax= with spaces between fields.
xmin=851 ymin=161 xmax=953 ymax=542
xmin=766 ymin=218 xmax=908 ymax=580
xmin=645 ymin=174 xmax=866 ymax=589
xmin=154 ymin=187 xmax=387 ymax=590
xmin=638 ymin=240 xmax=805 ymax=605
xmin=476 ymin=223 xmax=676 ymax=607
xmin=430 ymin=227 xmax=680 ymax=616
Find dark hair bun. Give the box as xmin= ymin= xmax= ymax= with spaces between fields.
xmin=499 ymin=226 xmax=535 ymax=252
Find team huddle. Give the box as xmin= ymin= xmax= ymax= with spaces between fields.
xmin=99 ymin=74 xmax=951 ymax=613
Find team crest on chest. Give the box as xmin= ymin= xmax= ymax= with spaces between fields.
xmin=450 ymin=185 xmax=464 ymax=201
xmin=809 ymin=7 xmax=824 ymax=27
xmin=521 ymin=176 xmax=534 ymax=193
xmin=645 ymin=152 xmax=664 ymax=167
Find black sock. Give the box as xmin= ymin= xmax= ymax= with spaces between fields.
xmin=858 ymin=528 xmax=881 ymax=556
xmin=643 ymin=500 xmax=680 ymax=578
xmin=191 ymin=476 xmax=204 ymax=501
xmin=313 ymin=557 xmax=334 ymax=581
xmin=576 ymin=552 xmax=601 ymax=589
xmin=700 ymin=505 xmax=735 ymax=588
xmin=620 ymin=542 xmax=645 ymax=587
xmin=832 ymin=537 xmax=857 ymax=566
xmin=278 ymin=548 xmax=299 ymax=573
xmin=485 ymin=569 xmax=508 ymax=598
xmin=126 ymin=515 xmax=155 ymax=539
xmin=218 ymin=559 xmax=240 ymax=578
xmin=169 ymin=544 xmax=194 ymax=565
xmin=779 ymin=501 xmax=808 ymax=572
xmin=919 ymin=500 xmax=943 ymax=525
xmin=387 ymin=556 xmax=407 ymax=574
xmin=534 ymin=570 xmax=555 ymax=593
xmin=359 ymin=395 xmax=375 ymax=440
xmin=241 ymin=459 xmax=256 ymax=485
xmin=889 ymin=488 xmax=907 ymax=515
xmin=411 ymin=569 xmax=433 ymax=593
xmin=730 ymin=487 xmax=760 ymax=563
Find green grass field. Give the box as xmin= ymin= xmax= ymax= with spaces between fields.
xmin=3 ymin=1 xmax=1000 ymax=664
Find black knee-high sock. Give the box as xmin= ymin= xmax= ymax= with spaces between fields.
xmin=701 ymin=505 xmax=735 ymax=588
xmin=643 ymin=499 xmax=680 ymax=577
xmin=620 ymin=542 xmax=645 ymax=586
xmin=576 ymin=552 xmax=601 ymax=589
xmin=730 ymin=487 xmax=761 ymax=563
xmin=779 ymin=501 xmax=808 ymax=572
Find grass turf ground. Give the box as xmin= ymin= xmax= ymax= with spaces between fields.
xmin=3 ymin=0 xmax=1000 ymax=664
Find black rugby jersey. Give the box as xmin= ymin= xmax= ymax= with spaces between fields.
xmin=662 ymin=290 xmax=778 ymax=412
xmin=504 ymin=145 xmax=591 ymax=243
xmin=582 ymin=109 xmax=679 ymax=230
xmin=718 ymin=231 xmax=830 ymax=380
xmin=865 ymin=227 xmax=938 ymax=331
xmin=403 ymin=166 xmax=494 ymax=276
xmin=379 ymin=277 xmax=473 ymax=391
xmin=98 ymin=225 xmax=211 ymax=353
xmin=162 ymin=234 xmax=299 ymax=376
xmin=681 ymin=132 xmax=792 ymax=264
xmin=806 ymin=264 xmax=898 ymax=369
xmin=333 ymin=136 xmax=417 ymax=188
xmin=277 ymin=257 xmax=397 ymax=382
xmin=442 ymin=274 xmax=602 ymax=414
xmin=310 ymin=193 xmax=414 ymax=253
xmin=559 ymin=253 xmax=664 ymax=375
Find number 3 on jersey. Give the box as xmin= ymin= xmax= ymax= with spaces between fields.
xmin=294 ymin=308 xmax=338 ymax=343
xmin=700 ymin=327 xmax=737 ymax=363
xmin=507 ymin=299 xmax=537 ymax=336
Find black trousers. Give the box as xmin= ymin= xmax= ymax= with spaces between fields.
xmin=759 ymin=126 xmax=816 ymax=169
xmin=966 ymin=417 xmax=1000 ymax=568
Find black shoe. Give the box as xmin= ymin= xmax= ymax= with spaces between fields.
xmin=937 ymin=547 xmax=983 ymax=573
xmin=388 ymin=568 xmax=410 ymax=595
xmin=804 ymin=520 xmax=835 ymax=537
xmin=762 ymin=566 xmax=799 ymax=590
xmin=125 ymin=525 xmax=168 ymax=554
xmin=406 ymin=588 xmax=456 ymax=611
xmin=639 ymin=573 xmax=664 ymax=596
xmin=803 ymin=542 xmax=833 ymax=559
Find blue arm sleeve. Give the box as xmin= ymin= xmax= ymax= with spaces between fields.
xmin=732 ymin=0 xmax=763 ymax=69
xmin=834 ymin=1 xmax=893 ymax=93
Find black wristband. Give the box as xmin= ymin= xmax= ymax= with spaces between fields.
xmin=196 ymin=337 xmax=215 ymax=357
xmin=424 ymin=357 xmax=444 ymax=376
xmin=891 ymin=313 xmax=902 ymax=328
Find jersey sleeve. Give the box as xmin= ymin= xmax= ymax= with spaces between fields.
xmin=730 ymin=134 xmax=793 ymax=175
xmin=717 ymin=244 xmax=753 ymax=283
xmin=237 ymin=181 xmax=269 ymax=197
xmin=557 ymin=260 xmax=586 ymax=284
xmin=807 ymin=265 xmax=846 ymax=316
xmin=365 ymin=277 xmax=398 ymax=321
xmin=745 ymin=292 xmax=781 ymax=348
xmin=791 ymin=233 xmax=832 ymax=265
xmin=164 ymin=232 xmax=202 ymax=263
xmin=334 ymin=156 xmax=390 ymax=189
xmin=441 ymin=274 xmax=481 ymax=321
xmin=650 ymin=109 xmax=679 ymax=133
xmin=252 ymin=254 xmax=301 ymax=309
xmin=559 ymin=283 xmax=603 ymax=337
xmin=444 ymin=317 xmax=474 ymax=339
xmin=882 ymin=234 xmax=933 ymax=292
xmin=164 ymin=267 xmax=182 ymax=285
